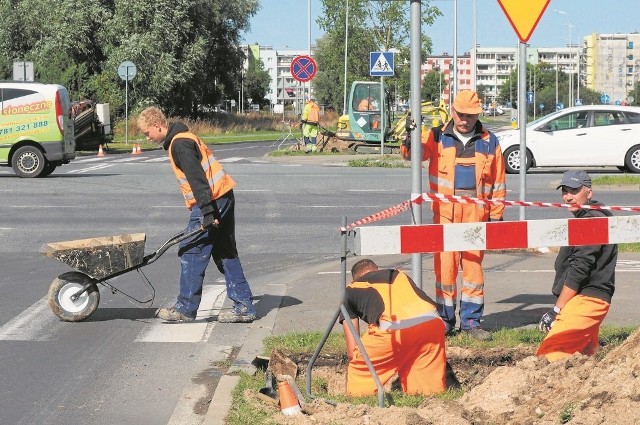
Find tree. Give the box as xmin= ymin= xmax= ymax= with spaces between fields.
xmin=314 ymin=0 xmax=442 ymax=111
xmin=244 ymin=58 xmax=271 ymax=107
xmin=0 ymin=0 xmax=259 ymax=120
xmin=421 ymin=70 xmax=442 ymax=102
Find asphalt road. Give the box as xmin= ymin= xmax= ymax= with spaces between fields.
xmin=1 ymin=141 xmax=638 ymax=424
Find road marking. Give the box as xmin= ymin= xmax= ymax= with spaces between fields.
xmin=219 ymin=157 xmax=244 ymax=163
xmin=73 ymin=157 xmax=108 ymax=163
xmin=143 ymin=157 xmax=169 ymax=162
xmin=0 ymin=297 xmax=60 ymax=341
xmin=135 ymin=285 xmax=226 ymax=343
xmin=112 ymin=157 xmax=148 ymax=163
xmin=66 ymin=163 xmax=116 ymax=173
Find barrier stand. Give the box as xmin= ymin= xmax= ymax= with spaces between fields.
xmin=269 ymin=120 xmax=302 ymax=151
xmin=305 ymin=217 xmax=386 ymax=408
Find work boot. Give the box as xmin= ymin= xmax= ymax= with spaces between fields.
xmin=155 ymin=306 xmax=195 ymax=322
xmin=218 ymin=310 xmax=256 ymax=323
xmin=462 ymin=327 xmax=493 ymax=341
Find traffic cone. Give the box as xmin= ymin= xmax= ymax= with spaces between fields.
xmin=278 ymin=381 xmax=301 ymax=416
xmin=131 ymin=144 xmax=137 ymax=154
xmin=97 ymin=145 xmax=105 ymax=157
xmin=136 ymin=144 xmax=142 ymax=154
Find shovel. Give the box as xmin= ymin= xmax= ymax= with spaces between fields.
xmin=259 ymin=368 xmax=277 ymax=400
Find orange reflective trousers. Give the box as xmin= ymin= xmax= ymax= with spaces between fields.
xmin=434 ymin=202 xmax=486 ymax=330
xmin=537 ymin=295 xmax=610 ymax=361
xmin=346 ymin=319 xmax=446 ymax=396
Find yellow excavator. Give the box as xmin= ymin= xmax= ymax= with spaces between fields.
xmin=331 ymin=81 xmax=450 ymax=154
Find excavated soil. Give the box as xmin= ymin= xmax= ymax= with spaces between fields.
xmin=247 ymin=329 xmax=640 ymax=424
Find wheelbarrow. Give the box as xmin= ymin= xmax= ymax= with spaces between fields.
xmin=42 ymin=228 xmax=204 ymax=322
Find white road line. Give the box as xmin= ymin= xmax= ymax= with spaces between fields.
xmin=219 ymin=157 xmax=244 ymax=163
xmin=73 ymin=157 xmax=108 ymax=163
xmin=135 ymin=285 xmax=226 ymax=343
xmin=66 ymin=163 xmax=116 ymax=173
xmin=143 ymin=157 xmax=169 ymax=162
xmin=0 ymin=297 xmax=60 ymax=341
xmin=112 ymin=157 xmax=148 ymax=163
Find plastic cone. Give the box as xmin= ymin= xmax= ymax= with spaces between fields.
xmin=136 ymin=144 xmax=142 ymax=154
xmin=131 ymin=144 xmax=137 ymax=154
xmin=278 ymin=381 xmax=301 ymax=416
xmin=97 ymin=145 xmax=105 ymax=157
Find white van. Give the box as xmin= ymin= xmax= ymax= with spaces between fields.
xmin=0 ymin=81 xmax=75 ymax=177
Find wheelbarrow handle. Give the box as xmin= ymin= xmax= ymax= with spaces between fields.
xmin=143 ymin=227 xmax=206 ymax=265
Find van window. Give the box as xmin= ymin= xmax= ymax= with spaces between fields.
xmin=1 ymin=88 xmax=38 ymax=104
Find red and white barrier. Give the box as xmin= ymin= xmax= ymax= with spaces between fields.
xmin=354 ymin=215 xmax=640 ymax=255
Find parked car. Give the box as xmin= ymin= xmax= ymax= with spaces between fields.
xmin=483 ymin=106 xmax=504 ymax=116
xmin=495 ymin=105 xmax=640 ymax=174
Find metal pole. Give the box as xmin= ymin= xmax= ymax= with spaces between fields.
xmin=452 ymin=0 xmax=458 ymax=98
xmin=472 ymin=0 xmax=477 ymax=91
xmin=410 ymin=0 xmax=423 ymax=288
xmin=518 ymin=42 xmax=527 ymax=220
xmin=380 ymin=76 xmax=385 ymax=155
xmin=343 ymin=0 xmax=349 ymax=115
xmin=125 ymin=67 xmax=129 ymax=145
xmin=555 ymin=54 xmax=559 ymax=109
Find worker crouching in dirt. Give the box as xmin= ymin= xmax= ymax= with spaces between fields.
xmin=340 ymin=259 xmax=446 ymax=396
xmin=537 ymin=170 xmax=618 ymax=361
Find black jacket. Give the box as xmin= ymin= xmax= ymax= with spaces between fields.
xmin=552 ymin=200 xmax=617 ymax=303
xmin=162 ymin=122 xmax=217 ymax=217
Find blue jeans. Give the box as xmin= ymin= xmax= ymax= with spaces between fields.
xmin=174 ymin=191 xmax=255 ymax=318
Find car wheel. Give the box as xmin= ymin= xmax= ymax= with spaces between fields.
xmin=624 ymin=145 xmax=640 ymax=173
xmin=11 ymin=145 xmax=46 ymax=178
xmin=503 ymin=146 xmax=532 ymax=174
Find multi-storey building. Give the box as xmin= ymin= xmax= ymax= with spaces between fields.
xmin=584 ymin=33 xmax=640 ymax=104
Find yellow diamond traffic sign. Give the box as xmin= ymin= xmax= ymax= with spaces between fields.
xmin=498 ymin=0 xmax=550 ymax=43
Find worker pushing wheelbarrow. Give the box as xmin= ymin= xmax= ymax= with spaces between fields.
xmin=43 ymin=228 xmax=204 ymax=322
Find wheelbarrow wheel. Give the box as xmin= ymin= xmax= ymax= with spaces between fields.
xmin=48 ymin=272 xmax=100 ymax=322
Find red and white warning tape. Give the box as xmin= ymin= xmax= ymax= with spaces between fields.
xmin=341 ymin=192 xmax=640 ymax=232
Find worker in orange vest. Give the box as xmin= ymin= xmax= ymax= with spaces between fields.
xmin=137 ymin=106 xmax=256 ymax=323
xmin=341 ymin=259 xmax=446 ymax=396
xmin=300 ymin=97 xmax=320 ymax=153
xmin=400 ymin=90 xmax=506 ymax=341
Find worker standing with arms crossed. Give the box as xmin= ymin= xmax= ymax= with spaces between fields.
xmin=400 ymin=90 xmax=506 ymax=340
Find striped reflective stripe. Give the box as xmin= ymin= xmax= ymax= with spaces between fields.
xmin=461 ymin=280 xmax=484 ymax=304
xmin=429 ymin=175 xmax=454 ymax=189
xmin=378 ymin=311 xmax=441 ymax=330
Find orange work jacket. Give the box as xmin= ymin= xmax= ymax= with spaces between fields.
xmin=401 ymin=120 xmax=506 ymax=221
xmin=348 ymin=270 xmax=440 ymax=331
xmin=302 ymin=101 xmax=320 ymax=123
xmin=168 ymin=132 xmax=236 ymax=210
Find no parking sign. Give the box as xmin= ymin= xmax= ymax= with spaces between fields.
xmin=290 ymin=55 xmax=317 ymax=83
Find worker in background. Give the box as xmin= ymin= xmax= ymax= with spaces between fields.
xmin=137 ymin=107 xmax=256 ymax=323
xmin=537 ymin=170 xmax=617 ymax=361
xmin=300 ymin=97 xmax=319 ymax=153
xmin=400 ymin=90 xmax=506 ymax=341
xmin=357 ymin=96 xmax=378 ymax=111
xmin=340 ymin=259 xmax=446 ymax=396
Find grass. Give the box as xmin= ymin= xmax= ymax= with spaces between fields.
xmin=224 ymin=325 xmax=636 ymax=424
xmin=347 ymin=156 xmax=408 ymax=168
xmin=593 ymin=175 xmax=640 ymax=185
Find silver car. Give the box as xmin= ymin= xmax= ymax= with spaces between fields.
xmin=495 ymin=105 xmax=640 ymax=173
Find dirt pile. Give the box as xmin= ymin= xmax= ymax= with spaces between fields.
xmin=262 ymin=329 xmax=640 ymax=424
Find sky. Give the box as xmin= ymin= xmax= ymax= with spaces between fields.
xmin=242 ymin=0 xmax=640 ymax=54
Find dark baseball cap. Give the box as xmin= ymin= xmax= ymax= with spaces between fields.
xmin=556 ymin=170 xmax=592 ymax=190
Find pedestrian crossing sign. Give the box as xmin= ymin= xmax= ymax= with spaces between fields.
xmin=370 ymin=52 xmax=394 ymax=77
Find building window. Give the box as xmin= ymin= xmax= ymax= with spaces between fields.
xmin=629 ymin=41 xmax=634 ymax=49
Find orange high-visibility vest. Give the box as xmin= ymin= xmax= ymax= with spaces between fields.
xmin=168 ymin=132 xmax=236 ymax=210
xmin=349 ymin=271 xmax=440 ymax=331
xmin=416 ymin=121 xmax=506 ymax=221
xmin=303 ymin=101 xmax=320 ymax=123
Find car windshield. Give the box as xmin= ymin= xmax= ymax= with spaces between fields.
xmin=527 ymin=109 xmax=564 ymax=127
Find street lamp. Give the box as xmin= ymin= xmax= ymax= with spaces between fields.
xmin=555 ymin=10 xmax=574 ymax=107
xmin=342 ymin=0 xmax=349 ymax=115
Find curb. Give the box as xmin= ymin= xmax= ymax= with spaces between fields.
xmin=203 ymin=283 xmax=286 ymax=424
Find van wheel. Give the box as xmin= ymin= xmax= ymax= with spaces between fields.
xmin=39 ymin=162 xmax=57 ymax=177
xmin=12 ymin=146 xmax=45 ymax=178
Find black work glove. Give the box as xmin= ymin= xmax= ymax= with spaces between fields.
xmin=202 ymin=212 xmax=218 ymax=230
xmin=538 ymin=307 xmax=559 ymax=333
